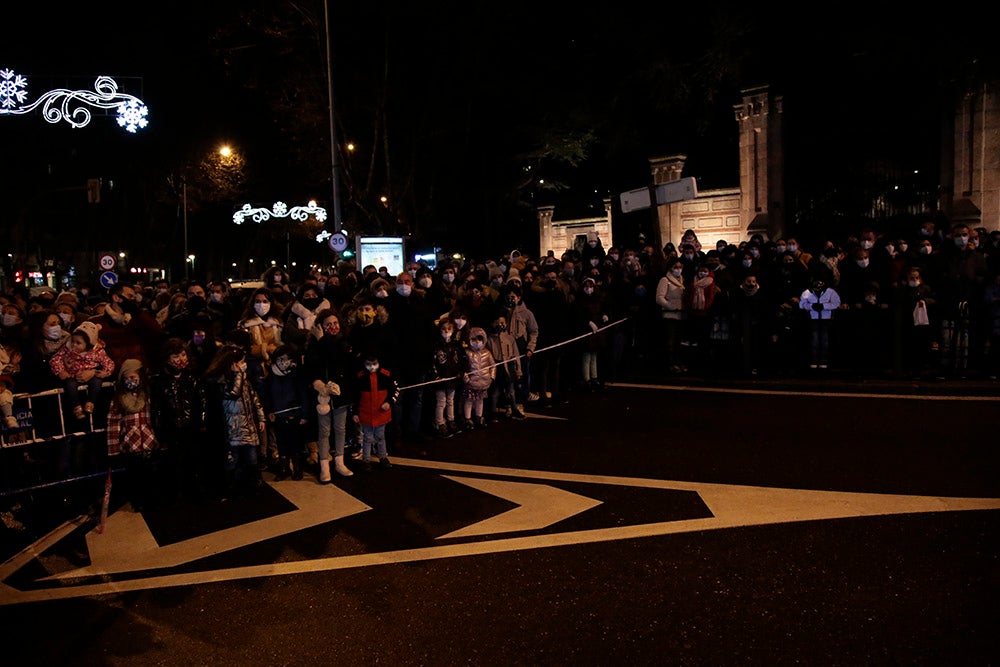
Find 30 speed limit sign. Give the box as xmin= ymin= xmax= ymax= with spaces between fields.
xmin=99 ymin=253 xmax=117 ymax=271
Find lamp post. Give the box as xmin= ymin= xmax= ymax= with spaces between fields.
xmin=182 ymin=177 xmax=189 ymax=280
xmin=324 ymin=0 xmax=343 ymax=233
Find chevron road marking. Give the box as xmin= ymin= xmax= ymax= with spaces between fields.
xmin=1 ymin=458 xmax=997 ymax=605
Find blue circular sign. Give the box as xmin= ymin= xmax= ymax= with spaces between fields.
xmin=328 ymin=232 xmax=349 ymax=252
xmin=99 ymin=271 xmax=119 ymax=289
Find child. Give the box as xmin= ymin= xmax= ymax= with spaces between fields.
xmin=351 ymin=352 xmax=398 ymax=472
xmin=106 ymin=358 xmax=162 ymax=512
xmin=49 ymin=321 xmax=115 ymax=420
xmin=151 ymin=338 xmax=206 ymax=503
xmin=431 ymin=317 xmax=464 ymax=438
xmin=461 ymin=327 xmax=496 ymax=430
xmin=486 ymin=315 xmax=525 ymax=422
xmin=203 ymin=344 xmax=268 ymax=498
xmin=260 ymin=344 xmax=309 ymax=481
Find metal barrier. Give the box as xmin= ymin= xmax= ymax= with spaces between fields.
xmin=1 ymin=383 xmax=114 ymax=497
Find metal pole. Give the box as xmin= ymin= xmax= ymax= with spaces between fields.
xmin=182 ymin=178 xmax=189 ymax=280
xmin=324 ymin=0 xmax=343 ymax=233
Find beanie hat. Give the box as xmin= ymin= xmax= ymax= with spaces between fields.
xmin=370 ymin=277 xmax=391 ymax=294
xmin=119 ymin=358 xmax=142 ymax=380
xmin=73 ymin=321 xmax=101 ymax=347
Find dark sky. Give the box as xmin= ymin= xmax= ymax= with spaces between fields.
xmin=3 ymin=3 xmax=994 ymax=250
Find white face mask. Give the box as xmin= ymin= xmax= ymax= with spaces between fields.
xmin=44 ymin=325 xmax=64 ymax=340
xmin=2 ymin=314 xmax=20 ymax=328
xmin=210 ymin=293 xmax=224 ymax=303
xmin=364 ymin=362 xmax=379 ymax=373
xmin=470 ymin=340 xmax=484 ymax=351
xmin=397 ymin=284 xmax=412 ymax=297
xmin=418 ymin=276 xmax=432 ymax=289
xmin=58 ymin=313 xmax=73 ymax=327
xmin=254 ymin=302 xmax=270 ymax=317
xmin=442 ymin=273 xmax=455 ymax=284
xmin=583 ymin=287 xmax=594 ymax=295
xmin=453 ymin=318 xmax=466 ymax=329
xmin=861 ymin=240 xmax=874 ymax=250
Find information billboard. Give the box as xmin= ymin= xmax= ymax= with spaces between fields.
xmin=357 ymin=237 xmax=405 ymax=277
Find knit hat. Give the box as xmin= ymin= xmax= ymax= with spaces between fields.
xmin=55 ymin=291 xmax=80 ymax=309
xmin=73 ymin=321 xmax=101 ymax=347
xmin=118 ymin=358 xmax=142 ymax=380
xmin=370 ymin=277 xmax=391 ymax=294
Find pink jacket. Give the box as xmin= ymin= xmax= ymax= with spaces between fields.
xmin=49 ymin=341 xmax=115 ymax=378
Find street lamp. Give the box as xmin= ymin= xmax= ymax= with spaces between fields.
xmin=188 ymin=254 xmax=196 ymax=277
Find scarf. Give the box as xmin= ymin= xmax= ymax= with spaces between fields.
xmin=691 ymin=276 xmax=713 ymax=311
xmin=105 ymin=303 xmax=132 ymax=325
xmin=118 ymin=390 xmax=146 ymax=414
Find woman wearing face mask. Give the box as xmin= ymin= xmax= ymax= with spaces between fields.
xmin=0 ymin=302 xmax=27 ymax=348
xmin=17 ymin=310 xmax=70 ymax=393
xmin=238 ymin=289 xmax=284 ymax=470
xmin=284 ymin=285 xmax=330 ymax=349
xmin=304 ymin=308 xmax=356 ymax=480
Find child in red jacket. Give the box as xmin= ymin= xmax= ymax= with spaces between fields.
xmin=351 ymin=352 xmax=399 ymax=472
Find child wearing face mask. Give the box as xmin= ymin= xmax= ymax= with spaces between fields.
xmin=260 ymin=344 xmax=310 ymax=481
xmin=461 ymin=327 xmax=496 ymax=430
xmin=151 ymin=338 xmax=207 ymax=503
xmin=486 ymin=316 xmax=525 ymax=421
xmin=431 ymin=318 xmax=464 ymax=437
xmin=49 ymin=321 xmax=115 ymax=420
xmin=351 ymin=352 xmax=398 ymax=472
xmin=106 ymin=358 xmax=162 ymax=511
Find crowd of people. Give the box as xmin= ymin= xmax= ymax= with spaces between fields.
xmin=2 ymin=218 xmax=999 ymax=506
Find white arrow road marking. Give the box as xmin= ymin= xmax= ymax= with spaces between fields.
xmin=1 ymin=458 xmax=998 ymax=605
xmin=45 ymin=478 xmax=371 ymax=579
xmin=437 ymin=476 xmax=602 ymax=539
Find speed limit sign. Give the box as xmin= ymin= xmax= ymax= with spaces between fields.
xmin=328 ymin=232 xmax=348 ymax=252
xmin=99 ymin=253 xmax=117 ymax=271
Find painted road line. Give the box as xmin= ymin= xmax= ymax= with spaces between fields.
xmin=614 ymin=382 xmax=1000 ymax=401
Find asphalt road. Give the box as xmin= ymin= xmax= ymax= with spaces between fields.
xmin=2 ymin=378 xmax=998 ymax=666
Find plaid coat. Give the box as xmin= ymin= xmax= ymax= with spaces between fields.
xmin=106 ymin=398 xmax=160 ymax=456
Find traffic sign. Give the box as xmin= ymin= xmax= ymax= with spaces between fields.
xmin=328 ymin=232 xmax=349 ymax=252
xmin=98 ymin=253 xmax=117 ymax=271
xmin=99 ymin=271 xmax=118 ymax=289
xmin=619 ymin=177 xmax=698 ymax=213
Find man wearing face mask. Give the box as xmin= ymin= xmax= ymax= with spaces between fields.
xmin=930 ymin=222 xmax=989 ymax=376
xmin=383 ymin=271 xmax=437 ymax=446
xmin=88 ymin=282 xmax=166 ymax=371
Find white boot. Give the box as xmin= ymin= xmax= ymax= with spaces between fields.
xmin=318 ymin=458 xmax=332 ymax=484
xmin=334 ymin=454 xmax=353 ymax=477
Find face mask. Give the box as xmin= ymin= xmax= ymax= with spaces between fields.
xmin=123 ymin=378 xmax=140 ymax=391
xmin=697 ymin=272 xmax=709 ymax=280
xmin=210 ymin=293 xmax=224 ymax=303
xmin=908 ymin=279 xmax=921 ymax=288
xmin=583 ymin=287 xmax=594 ymax=295
xmin=775 ymin=245 xmax=786 ymax=253
xmin=588 ymin=240 xmax=597 ymax=247
xmin=899 ymin=243 xmax=908 ymax=252
xmin=494 ymin=323 xmax=507 ymax=333
xmin=864 ymin=295 xmax=877 ymax=305
xmin=920 ymin=228 xmax=931 ymax=236
xmin=120 ymin=299 xmax=138 ymax=314
xmin=273 ymin=275 xmax=283 ymax=284
xmin=80 ymin=289 xmax=90 ymax=296
xmin=857 ymin=259 xmax=869 ymax=268
xmin=254 ymin=302 xmax=270 ymax=317
xmin=323 ymin=322 xmax=340 ymax=337
xmin=671 ymin=268 xmax=683 ymax=277
xmin=397 ymin=284 xmax=412 ymax=297
xmin=453 ymin=318 xmax=467 ymax=329
xmin=861 ymin=240 xmax=874 ymax=250
xmin=505 ymin=297 xmax=517 ymax=308
xmin=192 ymin=333 xmax=206 ymax=345
xmin=274 ymin=358 xmax=294 ymax=373
xmin=44 ymin=325 xmax=64 ymax=340
xmin=364 ymin=362 xmax=379 ymax=373
xmin=157 ymin=287 xmax=169 ymax=295
xmin=317 ymin=281 xmax=327 ymax=290
xmin=742 ymin=260 xmax=753 ymax=268
xmin=442 ymin=273 xmax=455 ymax=284
xmin=374 ymin=289 xmax=388 ymax=299
xmin=358 ymin=309 xmax=376 ymax=325
xmin=58 ymin=313 xmax=73 ymax=327
xmin=2 ymin=314 xmax=20 ymax=327
xmin=470 ymin=340 xmax=484 ymax=351
xmin=742 ymin=283 xmax=759 ymax=295
xmin=955 ymin=236 xmax=968 ymax=248
xmin=919 ymin=246 xmax=931 ymax=255
xmin=609 ymin=254 xmax=619 ymax=261
xmin=407 ymin=269 xmax=417 ymax=278
xmin=750 ymin=249 xmax=760 ymax=258
xmin=418 ymin=276 xmax=432 ymax=289
xmin=787 ymin=244 xmax=798 ymax=253
xmin=171 ymin=357 xmax=189 ymax=370
xmin=441 ymin=331 xmax=453 ymax=341
xmin=683 ymin=253 xmax=694 ymax=260
xmin=378 ymin=271 xmax=390 ymax=279
xmin=303 ymin=298 xmax=322 ymax=310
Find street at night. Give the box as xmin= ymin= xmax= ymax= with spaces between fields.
xmin=2 ymin=377 xmax=997 ymax=665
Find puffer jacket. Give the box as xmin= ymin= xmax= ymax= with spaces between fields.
xmin=463 ymin=346 xmax=496 ymax=392
xmin=210 ymin=369 xmax=265 ymax=447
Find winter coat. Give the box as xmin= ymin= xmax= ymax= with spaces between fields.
xmin=49 ymin=341 xmax=115 ymax=378
xmin=505 ymin=302 xmax=539 ymax=354
xmin=209 ymin=369 xmax=265 ymax=448
xmin=260 ymin=367 xmax=309 ymax=423
xmin=304 ymin=332 xmax=355 ymax=410
xmin=352 ymin=367 xmax=399 ymax=427
xmin=107 ymin=397 xmax=160 ymax=456
xmin=239 ymin=315 xmax=283 ymax=363
xmin=655 ymin=274 xmax=685 ymax=319
xmin=799 ymin=286 xmax=842 ymax=320
xmin=151 ymin=367 xmax=204 ymax=439
xmin=486 ymin=331 xmax=521 ymax=381
xmin=463 ymin=346 xmax=496 ymax=392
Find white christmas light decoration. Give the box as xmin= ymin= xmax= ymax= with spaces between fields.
xmin=0 ymin=69 xmax=149 ymax=133
xmin=233 ymin=200 xmax=329 ymax=242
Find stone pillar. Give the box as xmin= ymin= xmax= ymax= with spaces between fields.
xmin=734 ymin=86 xmax=784 ymax=240
xmin=537 ymin=206 xmax=555 ymax=256
xmin=951 ymin=81 xmax=1000 ymax=231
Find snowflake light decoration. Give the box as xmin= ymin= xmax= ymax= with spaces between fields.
xmin=233 ymin=200 xmax=329 ymax=232
xmin=0 ymin=69 xmax=149 ymax=133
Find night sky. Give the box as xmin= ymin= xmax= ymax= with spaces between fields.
xmin=2 ymin=2 xmax=995 ymax=254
